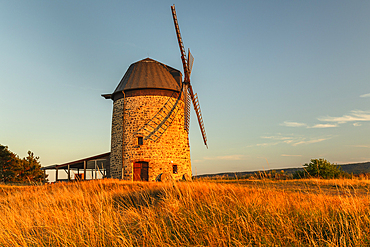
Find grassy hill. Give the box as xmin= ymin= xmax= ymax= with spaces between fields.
xmin=196 ymin=161 xmax=370 ymax=178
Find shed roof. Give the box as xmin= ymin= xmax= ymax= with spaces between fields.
xmin=103 ymin=58 xmax=182 ymax=99
xmin=41 ymin=152 xmax=110 ymax=170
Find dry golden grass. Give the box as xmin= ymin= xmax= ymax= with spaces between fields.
xmin=0 ymin=179 xmax=369 ymax=246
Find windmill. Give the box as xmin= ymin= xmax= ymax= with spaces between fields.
xmin=132 ymin=5 xmax=208 ymax=148
xmin=103 ymin=5 xmax=207 ymax=181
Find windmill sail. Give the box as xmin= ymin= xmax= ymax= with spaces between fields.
xmin=171 ymin=4 xmax=208 ymax=148
xmin=184 ymin=83 xmax=191 ymax=132
xmin=171 ymin=5 xmax=190 ymax=84
xmin=188 ymin=85 xmax=208 ymax=147
xmin=184 ymin=49 xmax=193 ymax=132
xmin=188 ymin=49 xmax=194 ymax=76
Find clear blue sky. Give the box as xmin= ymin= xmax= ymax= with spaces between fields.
xmin=1 ymin=1 xmax=370 ymax=176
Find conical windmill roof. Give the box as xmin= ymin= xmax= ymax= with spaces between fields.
xmin=114 ymin=58 xmax=182 ymax=93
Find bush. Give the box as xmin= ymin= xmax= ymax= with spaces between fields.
xmin=293 ymin=158 xmax=347 ymax=179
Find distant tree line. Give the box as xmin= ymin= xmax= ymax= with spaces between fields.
xmin=198 ymin=158 xmax=353 ymax=181
xmin=248 ymin=159 xmax=349 ymax=180
xmin=0 ymin=144 xmax=46 ymax=183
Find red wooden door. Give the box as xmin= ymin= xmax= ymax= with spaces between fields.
xmin=133 ymin=162 xmax=149 ymax=181
xmin=133 ymin=163 xmax=141 ymax=181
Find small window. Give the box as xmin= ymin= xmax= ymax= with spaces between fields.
xmin=138 ymin=137 xmax=143 ymax=146
xmin=172 ymin=164 xmax=178 ymax=174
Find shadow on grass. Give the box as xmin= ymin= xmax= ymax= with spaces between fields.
xmin=112 ymin=187 xmax=165 ymax=209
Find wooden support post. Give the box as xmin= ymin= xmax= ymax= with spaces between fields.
xmin=43 ymin=170 xmax=46 ymax=183
xmin=95 ymin=160 xmax=97 ymax=179
xmin=84 ymin=160 xmax=86 ymax=180
xmin=68 ymin=164 xmax=70 ymax=182
xmin=56 ymin=167 xmax=59 ymax=182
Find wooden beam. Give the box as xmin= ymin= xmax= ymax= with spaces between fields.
xmin=56 ymin=167 xmax=59 ymax=182
xmin=68 ymin=164 xmax=70 ymax=182
xmin=95 ymin=160 xmax=97 ymax=180
xmin=84 ymin=160 xmax=86 ymax=180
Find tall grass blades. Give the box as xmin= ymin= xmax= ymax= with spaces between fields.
xmin=0 ymin=179 xmax=369 ymax=246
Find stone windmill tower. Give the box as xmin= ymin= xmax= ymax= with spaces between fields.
xmin=102 ymin=5 xmax=207 ymax=181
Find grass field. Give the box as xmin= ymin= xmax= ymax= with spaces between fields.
xmin=0 ymin=178 xmax=370 ymax=246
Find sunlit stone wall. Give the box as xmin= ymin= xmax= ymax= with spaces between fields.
xmin=110 ymin=94 xmax=191 ymax=181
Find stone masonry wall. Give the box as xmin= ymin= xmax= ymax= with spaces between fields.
xmin=110 ymin=93 xmax=191 ymax=181
xmin=110 ymin=98 xmax=124 ymax=179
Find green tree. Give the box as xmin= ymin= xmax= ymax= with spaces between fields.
xmin=18 ymin=151 xmax=45 ymax=182
xmin=293 ymin=158 xmax=346 ymax=179
xmin=0 ymin=144 xmax=47 ymax=183
xmin=0 ymin=145 xmax=19 ymax=182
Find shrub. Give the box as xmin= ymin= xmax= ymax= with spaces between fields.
xmin=293 ymin=158 xmax=347 ymax=179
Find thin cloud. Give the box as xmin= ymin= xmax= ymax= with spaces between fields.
xmin=284 ymin=110 xmax=370 ymax=129
xmin=261 ymin=135 xmax=294 ymax=141
xmin=256 ymin=142 xmax=280 ymax=147
xmin=280 ymin=121 xmax=307 ymax=127
xmin=308 ymin=123 xmax=338 ymax=128
xmin=283 ymin=139 xmax=295 ymax=144
xmin=258 ymin=134 xmax=332 ymax=147
xmin=318 ymin=110 xmax=370 ymax=124
xmin=360 ymin=93 xmax=370 ymax=98
xmin=281 ymin=121 xmax=338 ymax=129
xmin=352 ymin=145 xmax=370 ymax=148
xmin=281 ymin=154 xmax=302 ymax=157
xmin=292 ymin=138 xmax=329 ymax=146
xmin=259 ymin=135 xmax=295 ymax=146
xmin=203 ymin=155 xmax=246 ymax=161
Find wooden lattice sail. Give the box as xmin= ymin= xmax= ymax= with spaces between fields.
xmin=171 ymin=4 xmax=208 ymax=148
